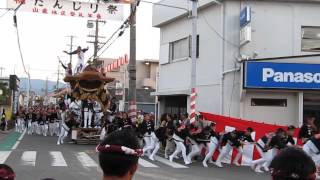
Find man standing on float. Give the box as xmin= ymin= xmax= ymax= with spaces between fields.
xmin=63 ymin=46 xmax=89 ymax=74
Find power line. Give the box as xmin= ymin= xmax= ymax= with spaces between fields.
xmin=13 ymin=3 xmax=28 ymax=74
xmin=86 ymin=19 xmax=129 ymax=64
xmin=140 ymin=0 xmax=189 ymax=12
xmin=200 ymin=13 xmax=239 ymax=47
xmin=97 ymin=29 xmax=127 ymax=57
xmin=86 ymin=1 xmax=140 ymax=63
xmin=0 ymin=9 xmax=10 ymax=18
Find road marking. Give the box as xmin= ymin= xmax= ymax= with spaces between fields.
xmin=76 ymin=152 xmax=98 ymax=167
xmin=12 ymin=130 xmax=26 ymax=150
xmin=138 ymin=158 xmax=158 ymax=168
xmin=21 ymin=151 xmax=36 ymax=166
xmin=154 ymin=155 xmax=188 ymax=168
xmin=18 ymin=130 xmax=26 ymax=141
xmin=11 ymin=141 xmax=20 ymax=150
xmin=0 ymin=151 xmax=11 ymax=164
xmin=50 ymin=151 xmax=67 ymax=167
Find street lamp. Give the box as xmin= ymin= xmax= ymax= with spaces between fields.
xmin=0 ymin=89 xmax=3 ymax=95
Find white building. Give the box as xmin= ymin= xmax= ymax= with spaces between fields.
xmin=152 ymin=0 xmax=320 ymax=127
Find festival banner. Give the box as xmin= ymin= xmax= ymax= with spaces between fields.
xmin=7 ymin=0 xmax=124 ymax=21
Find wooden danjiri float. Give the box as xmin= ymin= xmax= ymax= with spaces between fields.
xmin=64 ymin=65 xmax=114 ymax=144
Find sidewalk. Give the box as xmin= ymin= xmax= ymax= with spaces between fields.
xmin=0 ymin=129 xmax=14 ymax=143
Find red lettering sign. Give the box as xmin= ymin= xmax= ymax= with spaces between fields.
xmin=42 ymin=8 xmax=48 ymax=14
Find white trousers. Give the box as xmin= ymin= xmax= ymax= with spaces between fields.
xmin=57 ymin=125 xmax=68 ymax=145
xmin=187 ymin=139 xmax=202 ymax=162
xmin=49 ymin=123 xmax=55 ymax=136
xmin=170 ymin=141 xmax=189 ymax=164
xmin=150 ymin=142 xmax=160 ymax=159
xmin=41 ymin=124 xmax=48 ymax=136
xmin=31 ymin=122 xmax=38 ymax=134
xmin=303 ymin=140 xmax=320 ymax=166
xmin=143 ymin=133 xmax=153 ymax=155
xmin=252 ymin=139 xmax=271 ymax=168
xmin=16 ymin=119 xmax=24 ymax=133
xmin=170 ymin=134 xmax=189 ymax=164
xmin=94 ymin=112 xmax=103 ymax=127
xmin=54 ymin=122 xmax=60 ymax=136
xmin=27 ymin=120 xmax=32 ymax=135
xmin=216 ymin=143 xmax=243 ymax=164
xmin=84 ymin=110 xmax=93 ymax=128
xmin=148 ymin=133 xmax=160 ymax=160
xmin=165 ymin=137 xmax=175 ymax=157
xmin=203 ymin=137 xmax=219 ymax=164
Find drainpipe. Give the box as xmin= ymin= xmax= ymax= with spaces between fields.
xmin=219 ymin=3 xmax=225 ymax=115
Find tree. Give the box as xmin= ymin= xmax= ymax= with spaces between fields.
xmin=0 ymin=82 xmax=10 ymax=105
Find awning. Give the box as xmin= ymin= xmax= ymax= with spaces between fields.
xmin=151 ymin=89 xmax=191 ymax=96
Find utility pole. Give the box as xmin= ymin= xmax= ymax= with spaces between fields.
xmin=189 ymin=0 xmax=198 ymax=123
xmin=0 ymin=67 xmax=5 ymax=77
xmin=94 ymin=20 xmax=99 ymax=61
xmin=26 ymin=67 xmax=30 ymax=109
xmin=128 ymin=1 xmax=137 ymax=121
xmin=56 ymin=63 xmax=60 ymax=90
xmin=66 ymin=35 xmax=77 ymax=64
xmin=45 ymin=77 xmax=48 ymax=97
xmin=87 ymin=20 xmax=105 ymax=67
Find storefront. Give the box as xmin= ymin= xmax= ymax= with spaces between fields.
xmin=243 ymin=58 xmax=320 ymax=127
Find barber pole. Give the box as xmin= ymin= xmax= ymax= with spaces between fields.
xmin=128 ymin=101 xmax=137 ymax=123
xmin=190 ymin=88 xmax=197 ymax=123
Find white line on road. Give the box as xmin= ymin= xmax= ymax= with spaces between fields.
xmin=18 ymin=130 xmax=26 ymax=141
xmin=50 ymin=151 xmax=67 ymax=167
xmin=0 ymin=151 xmax=11 ymax=164
xmin=154 ymin=155 xmax=188 ymax=168
xmin=12 ymin=129 xmax=26 ymax=150
xmin=138 ymin=158 xmax=159 ymax=168
xmin=11 ymin=141 xmax=20 ymax=150
xmin=21 ymin=151 xmax=36 ymax=166
xmin=76 ymin=152 xmax=98 ymax=167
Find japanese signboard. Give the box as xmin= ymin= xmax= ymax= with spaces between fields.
xmin=7 ymin=0 xmax=124 ymax=21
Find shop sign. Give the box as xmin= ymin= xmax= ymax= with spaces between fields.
xmin=240 ymin=6 xmax=251 ymax=28
xmin=7 ymin=0 xmax=124 ymax=21
xmin=244 ymin=61 xmax=320 ymax=90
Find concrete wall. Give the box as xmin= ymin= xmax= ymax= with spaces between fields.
xmin=242 ymin=91 xmax=299 ymax=126
xmin=240 ymin=1 xmax=320 ymax=58
xmin=102 ymin=59 xmax=158 ymax=89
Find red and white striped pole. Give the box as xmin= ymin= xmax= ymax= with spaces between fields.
xmin=190 ymin=88 xmax=197 ymax=124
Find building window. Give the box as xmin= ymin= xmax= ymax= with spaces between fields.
xmin=170 ymin=37 xmax=189 ymax=61
xmin=169 ymin=35 xmax=199 ymax=61
xmin=251 ymin=98 xmax=287 ymax=107
xmin=302 ymin=26 xmax=320 ymax=52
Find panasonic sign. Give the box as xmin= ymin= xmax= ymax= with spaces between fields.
xmin=244 ymin=62 xmax=320 ymax=90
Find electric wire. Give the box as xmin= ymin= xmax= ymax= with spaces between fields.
xmin=0 ymin=9 xmax=10 ymax=18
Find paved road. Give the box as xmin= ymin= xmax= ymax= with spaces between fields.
xmin=0 ymin=131 xmax=270 ymax=180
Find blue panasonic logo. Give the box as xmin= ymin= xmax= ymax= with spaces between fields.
xmin=262 ymin=68 xmax=320 ymax=83
xmin=244 ymin=61 xmax=320 ymax=90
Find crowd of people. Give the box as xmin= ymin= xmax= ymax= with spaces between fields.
xmin=98 ymin=111 xmax=292 ymax=169
xmin=100 ymin=110 xmax=320 ymax=178
xmin=9 ymin=94 xmax=320 ymax=180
